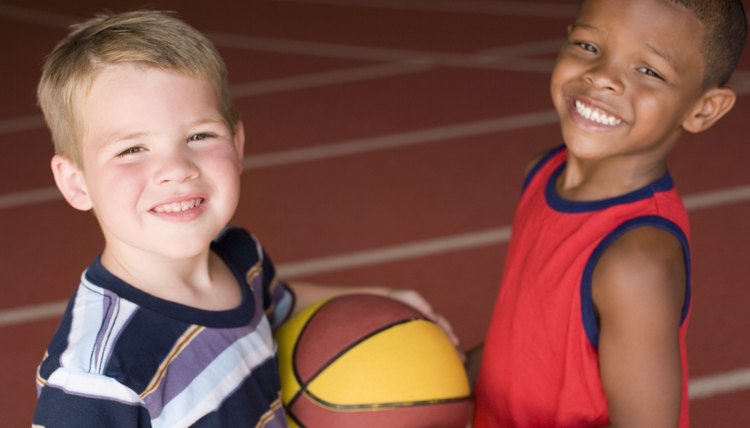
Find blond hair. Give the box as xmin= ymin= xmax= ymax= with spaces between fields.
xmin=37 ymin=10 xmax=239 ymax=167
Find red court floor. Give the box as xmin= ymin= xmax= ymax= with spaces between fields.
xmin=1 ymin=1 xmax=750 ymax=426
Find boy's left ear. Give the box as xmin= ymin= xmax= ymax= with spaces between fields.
xmin=682 ymin=87 xmax=737 ymax=133
xmin=233 ymin=120 xmax=246 ymax=170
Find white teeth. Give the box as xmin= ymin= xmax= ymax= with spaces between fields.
xmin=154 ymin=198 xmax=202 ymax=213
xmin=575 ymin=100 xmax=622 ymax=126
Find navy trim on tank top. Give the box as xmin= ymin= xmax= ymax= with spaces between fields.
xmin=546 ymin=162 xmax=675 ymax=213
xmin=521 ymin=145 xmax=566 ymax=193
xmin=580 ymin=216 xmax=691 ymax=348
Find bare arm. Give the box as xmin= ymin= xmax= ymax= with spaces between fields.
xmin=593 ymin=226 xmax=686 ymax=428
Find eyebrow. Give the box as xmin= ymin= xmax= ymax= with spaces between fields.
xmin=570 ymin=21 xmax=602 ymax=34
xmin=187 ymin=117 xmax=226 ymax=128
xmin=105 ymin=131 xmax=149 ymax=146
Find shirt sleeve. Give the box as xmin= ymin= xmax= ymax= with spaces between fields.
xmin=213 ymin=226 xmax=296 ymax=329
xmin=259 ymin=246 xmax=295 ymax=330
xmin=34 ymin=368 xmax=151 ymax=427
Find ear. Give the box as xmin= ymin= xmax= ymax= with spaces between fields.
xmin=50 ymin=155 xmax=93 ymax=211
xmin=233 ymin=120 xmax=246 ymax=171
xmin=682 ymin=87 xmax=736 ymax=134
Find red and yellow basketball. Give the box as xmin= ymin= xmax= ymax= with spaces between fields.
xmin=274 ymin=294 xmax=471 ymax=428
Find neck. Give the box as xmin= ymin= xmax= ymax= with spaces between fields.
xmin=557 ymin=153 xmax=667 ymax=201
xmin=101 ymin=244 xmax=214 ymax=296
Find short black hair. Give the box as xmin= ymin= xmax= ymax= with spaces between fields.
xmin=668 ymin=0 xmax=748 ymax=88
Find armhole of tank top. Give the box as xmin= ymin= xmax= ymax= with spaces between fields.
xmin=521 ymin=145 xmax=565 ymax=194
xmin=580 ymin=215 xmax=691 ymax=349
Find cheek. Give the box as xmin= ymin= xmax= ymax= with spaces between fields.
xmin=208 ymin=147 xmax=244 ymax=176
xmin=549 ymin=64 xmax=573 ymax=105
xmin=632 ymin=93 xmax=676 ymax=125
xmin=89 ymin=168 xmax=145 ymax=206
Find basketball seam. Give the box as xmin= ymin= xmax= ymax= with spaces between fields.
xmin=304 ymin=393 xmax=471 ymax=411
xmin=288 ymin=316 xmax=428 ymax=415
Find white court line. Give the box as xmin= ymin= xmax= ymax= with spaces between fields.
xmin=277 ymin=227 xmax=512 ymax=278
xmin=683 ymin=185 xmax=750 ymax=211
xmin=0 ymin=25 xmax=562 ymax=138
xmin=3 ymin=182 xmax=750 ymax=327
xmin=0 ymin=187 xmax=61 ymax=210
xmin=244 ymin=110 xmax=560 ymax=169
xmin=0 ymin=301 xmax=68 ymax=328
xmin=689 ymin=367 xmax=750 ymax=399
xmin=0 ymin=3 xmax=558 ymax=78
xmin=269 ymin=184 xmax=750 ymax=278
xmin=478 ymin=38 xmax=567 ymax=58
xmin=274 ymin=0 xmax=579 ymax=18
xmin=0 ymin=292 xmax=742 ymax=401
xmin=0 ymin=110 xmax=560 ymax=210
xmin=0 ymin=64 xmax=431 ymax=137
xmin=4 ymin=34 xmax=747 ymax=136
xmin=0 ymin=114 xmax=45 ymax=135
xmin=209 ymin=32 xmax=557 ymax=73
xmin=232 ymin=62 xmax=431 ymax=97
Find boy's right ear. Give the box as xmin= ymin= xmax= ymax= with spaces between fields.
xmin=50 ymin=155 xmax=93 ymax=211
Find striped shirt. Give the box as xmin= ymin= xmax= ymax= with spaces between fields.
xmin=33 ymin=227 xmax=294 ymax=427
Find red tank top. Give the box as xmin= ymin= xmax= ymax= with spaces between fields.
xmin=474 ymin=147 xmax=691 ymax=427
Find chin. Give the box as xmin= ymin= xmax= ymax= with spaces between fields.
xmin=561 ymin=134 xmax=607 ymax=161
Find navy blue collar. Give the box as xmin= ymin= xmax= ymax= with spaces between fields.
xmin=85 ymin=246 xmax=253 ymax=328
xmin=546 ymin=162 xmax=675 ymax=213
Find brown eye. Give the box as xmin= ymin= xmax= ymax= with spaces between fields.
xmin=576 ymin=42 xmax=598 ymax=54
xmin=637 ymin=66 xmax=665 ymax=81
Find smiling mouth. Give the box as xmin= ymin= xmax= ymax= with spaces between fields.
xmin=152 ymin=198 xmax=204 ymax=213
xmin=574 ymin=100 xmax=622 ymax=126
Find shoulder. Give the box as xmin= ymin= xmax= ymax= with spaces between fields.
xmin=592 ymin=225 xmax=686 ymax=324
xmin=214 ymin=226 xmax=259 ymax=251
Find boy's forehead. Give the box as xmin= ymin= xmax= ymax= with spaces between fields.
xmin=577 ymin=0 xmax=701 ymax=31
xmin=578 ymin=0 xmax=696 ymax=23
xmin=575 ymin=0 xmax=705 ymax=66
xmin=79 ymin=64 xmax=224 ymax=141
xmin=81 ymin=63 xmax=219 ymax=109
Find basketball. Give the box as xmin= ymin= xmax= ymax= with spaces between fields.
xmin=274 ymin=294 xmax=471 ymax=428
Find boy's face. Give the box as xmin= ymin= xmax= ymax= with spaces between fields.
xmin=64 ymin=63 xmax=244 ymax=262
xmin=550 ymin=0 xmax=707 ymax=161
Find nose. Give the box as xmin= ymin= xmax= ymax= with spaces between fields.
xmin=584 ymin=61 xmax=624 ymax=94
xmin=153 ymin=147 xmax=199 ymax=185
